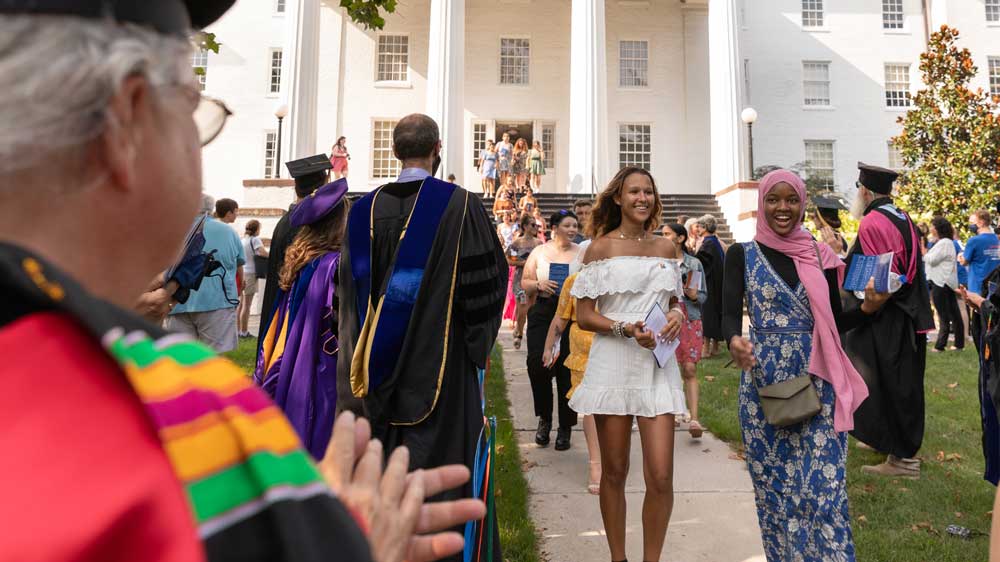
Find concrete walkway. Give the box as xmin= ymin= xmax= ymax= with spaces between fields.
xmin=497 ymin=328 xmax=765 ymax=562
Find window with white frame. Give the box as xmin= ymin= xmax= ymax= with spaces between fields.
xmin=803 ymin=61 xmax=831 ymax=106
xmin=887 ymin=141 xmax=905 ymax=170
xmin=372 ymin=120 xmax=400 ymax=180
xmin=802 ymin=0 xmax=824 ymax=28
xmin=263 ymin=131 xmax=278 ymax=179
xmin=884 ymin=63 xmax=911 ymax=107
xmin=804 ymin=141 xmax=835 ymax=190
xmin=376 ymin=35 xmax=409 ymax=82
xmin=499 ymin=38 xmax=530 ymax=85
xmin=882 ymin=0 xmax=904 ymax=29
xmin=619 ymin=124 xmax=651 ymax=171
xmin=275 ymin=0 xmax=286 ymax=13
xmin=472 ymin=122 xmax=488 ymax=168
xmin=619 ymin=40 xmax=648 ymax=88
xmin=192 ymin=49 xmax=208 ymax=91
xmin=988 ymin=0 xmax=1000 ymax=23
xmin=989 ymin=57 xmax=1000 ymax=97
xmin=541 ymin=123 xmax=555 ymax=169
xmin=268 ymin=48 xmax=283 ymax=94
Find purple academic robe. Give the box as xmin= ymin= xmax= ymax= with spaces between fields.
xmin=255 ymin=252 xmax=340 ymax=460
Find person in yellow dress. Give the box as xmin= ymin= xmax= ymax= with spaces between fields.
xmin=543 ymin=269 xmax=602 ymax=494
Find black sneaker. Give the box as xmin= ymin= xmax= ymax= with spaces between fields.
xmin=535 ymin=419 xmax=552 ymax=447
xmin=554 ymin=427 xmax=572 ymax=451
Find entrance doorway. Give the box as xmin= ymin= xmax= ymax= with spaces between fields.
xmin=496 ymin=121 xmax=533 ymax=148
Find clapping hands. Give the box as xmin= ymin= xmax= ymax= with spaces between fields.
xmin=318 ymin=412 xmax=487 ymax=562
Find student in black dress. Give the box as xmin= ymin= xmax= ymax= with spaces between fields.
xmin=521 ymin=211 xmax=583 ymax=450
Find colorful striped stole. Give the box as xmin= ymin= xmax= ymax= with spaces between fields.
xmin=101 ymin=327 xmax=330 ymax=539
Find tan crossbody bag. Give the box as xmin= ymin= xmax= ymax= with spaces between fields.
xmin=754 ymin=242 xmax=823 ymax=427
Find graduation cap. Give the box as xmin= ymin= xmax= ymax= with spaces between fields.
xmin=857 ymin=162 xmax=898 ymax=195
xmin=287 ymin=154 xmax=333 ymax=197
xmin=290 ymin=178 xmax=349 ymax=229
xmin=812 ymin=195 xmax=847 ymax=229
xmin=0 ymin=0 xmax=236 ymax=36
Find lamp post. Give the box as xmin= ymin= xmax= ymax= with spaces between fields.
xmin=274 ymin=102 xmax=289 ymax=177
xmin=741 ymin=107 xmax=758 ymax=181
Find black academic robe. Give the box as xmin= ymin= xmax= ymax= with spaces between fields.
xmin=845 ymin=199 xmax=934 ymax=459
xmin=337 ymin=179 xmax=507 ymax=562
xmin=258 ymin=205 xmax=298 ymax=353
xmin=696 ymin=235 xmax=725 ymax=340
xmin=972 ymin=266 xmax=1000 ymax=484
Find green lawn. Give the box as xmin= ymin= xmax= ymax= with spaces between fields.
xmin=697 ymin=345 xmax=994 ymax=561
xmin=224 ymin=340 xmax=539 ymax=561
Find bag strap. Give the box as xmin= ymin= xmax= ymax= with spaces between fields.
xmin=812 ymin=241 xmax=823 ymax=271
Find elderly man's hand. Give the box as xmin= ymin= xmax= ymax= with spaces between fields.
xmin=135 ymin=287 xmax=175 ymax=322
xmin=319 ymin=412 xmax=487 ymax=562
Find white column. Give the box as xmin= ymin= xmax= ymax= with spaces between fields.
xmin=282 ymin=0 xmax=322 ymax=161
xmin=426 ymin=0 xmax=465 ymax=184
xmin=708 ymin=0 xmax=746 ymax=192
xmin=929 ymin=0 xmax=949 ymax=32
xmin=567 ymin=0 xmax=608 ymax=195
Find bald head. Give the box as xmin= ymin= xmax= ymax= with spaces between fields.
xmin=393 ymin=114 xmax=440 ymax=161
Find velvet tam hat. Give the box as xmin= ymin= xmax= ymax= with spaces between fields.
xmin=857 ymin=162 xmax=898 ymax=195
xmin=0 ymin=0 xmax=237 ymax=36
xmin=289 ymin=178 xmax=349 ymax=229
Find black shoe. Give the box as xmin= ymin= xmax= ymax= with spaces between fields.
xmin=554 ymin=427 xmax=572 ymax=451
xmin=535 ymin=419 xmax=552 ymax=447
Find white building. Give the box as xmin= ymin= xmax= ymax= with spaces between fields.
xmin=199 ymin=0 xmax=1000 ymax=242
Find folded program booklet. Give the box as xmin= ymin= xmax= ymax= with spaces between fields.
xmin=643 ymin=302 xmax=681 ymax=369
xmin=843 ymin=252 xmax=893 ymax=293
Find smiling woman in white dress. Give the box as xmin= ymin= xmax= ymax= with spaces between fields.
xmin=571 ymin=166 xmax=687 ymax=562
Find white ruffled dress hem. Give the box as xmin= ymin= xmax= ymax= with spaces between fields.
xmin=568 ymin=382 xmax=687 ymax=418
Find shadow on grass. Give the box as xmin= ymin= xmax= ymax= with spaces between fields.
xmin=696 ymin=346 xmax=993 ymax=561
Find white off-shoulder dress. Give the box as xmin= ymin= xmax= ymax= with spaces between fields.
xmin=568 ymin=256 xmax=688 ymax=417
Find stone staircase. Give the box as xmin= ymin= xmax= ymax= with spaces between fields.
xmin=481 ymin=192 xmax=733 ymax=243
xmin=237 ymin=181 xmax=732 ymax=245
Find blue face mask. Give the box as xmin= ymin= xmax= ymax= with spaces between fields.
xmin=970 ymin=223 xmax=981 ymax=234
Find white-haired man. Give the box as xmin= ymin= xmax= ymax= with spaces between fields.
xmin=0 ymin=2 xmax=482 ymax=561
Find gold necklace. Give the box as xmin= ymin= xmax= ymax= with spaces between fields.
xmin=617 ymin=229 xmax=647 ymax=241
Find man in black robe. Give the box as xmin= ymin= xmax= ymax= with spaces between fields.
xmin=696 ymin=214 xmax=725 ymax=356
xmin=258 ymin=154 xmax=331 ymax=350
xmin=964 ymin=265 xmax=1000 ymax=484
xmin=844 ymin=163 xmax=934 ymax=478
xmin=337 ymin=114 xmax=507 ymax=561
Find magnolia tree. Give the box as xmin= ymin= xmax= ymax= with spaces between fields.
xmin=892 ymin=25 xmax=1000 ymax=232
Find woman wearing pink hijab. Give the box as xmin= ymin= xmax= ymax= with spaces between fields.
xmin=723 ymin=169 xmax=888 ymax=561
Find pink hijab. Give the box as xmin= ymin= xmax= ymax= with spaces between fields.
xmin=755 ymin=170 xmax=868 ymax=432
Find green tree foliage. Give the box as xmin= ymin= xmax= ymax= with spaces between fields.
xmin=340 ymin=0 xmax=398 ymax=30
xmin=893 ymin=26 xmax=1000 ymax=231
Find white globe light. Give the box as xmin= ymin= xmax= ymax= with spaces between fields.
xmin=274 ymin=102 xmax=289 ymax=119
xmin=741 ymin=107 xmax=758 ymax=124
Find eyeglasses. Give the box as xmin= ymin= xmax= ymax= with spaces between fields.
xmin=193 ymin=95 xmax=233 ymax=146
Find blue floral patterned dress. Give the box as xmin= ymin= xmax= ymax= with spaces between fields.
xmin=739 ymin=242 xmax=855 ymax=562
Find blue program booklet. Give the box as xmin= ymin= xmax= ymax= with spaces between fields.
xmin=843 ymin=252 xmax=894 ymax=293
xmin=549 ymin=263 xmax=570 ymax=296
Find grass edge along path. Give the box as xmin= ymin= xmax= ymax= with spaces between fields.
xmin=225 ymin=340 xmax=539 ymax=561
xmin=696 ymin=347 xmax=994 ymax=561
xmin=485 ymin=344 xmax=541 ymax=562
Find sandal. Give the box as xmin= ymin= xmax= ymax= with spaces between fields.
xmin=587 ymin=461 xmax=601 ymax=495
xmin=688 ymin=420 xmax=704 ymax=438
